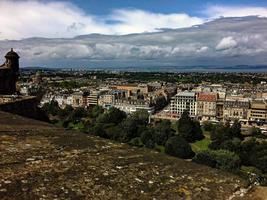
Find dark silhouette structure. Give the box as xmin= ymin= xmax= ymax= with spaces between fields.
xmin=0 ymin=48 xmax=20 ymax=94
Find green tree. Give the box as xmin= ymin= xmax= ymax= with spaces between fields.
xmin=202 ymin=121 xmax=215 ymax=132
xmin=68 ymin=107 xmax=88 ymax=123
xmin=230 ymin=120 xmax=243 ymax=139
xmin=97 ymin=107 xmax=126 ymax=125
xmin=58 ymin=105 xmax=74 ymax=119
xmin=154 ymin=120 xmax=174 ymax=145
xmin=165 ymin=136 xmax=195 ymax=159
xmin=42 ymin=100 xmax=60 ymax=116
xmin=177 ymin=111 xmax=204 ymax=143
xmin=140 ymin=128 xmax=155 ymax=148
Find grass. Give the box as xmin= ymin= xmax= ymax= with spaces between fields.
xmin=191 ymin=137 xmax=211 ymax=153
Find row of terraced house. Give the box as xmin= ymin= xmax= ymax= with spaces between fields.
xmin=170 ymin=91 xmax=267 ymax=125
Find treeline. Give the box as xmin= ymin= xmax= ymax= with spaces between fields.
xmin=84 ymin=72 xmax=266 ymax=84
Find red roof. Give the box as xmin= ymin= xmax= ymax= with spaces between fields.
xmin=197 ymin=92 xmax=217 ymax=102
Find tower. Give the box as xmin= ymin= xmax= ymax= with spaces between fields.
xmin=5 ymin=48 xmax=20 ymax=73
xmin=0 ymin=49 xmax=20 ymax=94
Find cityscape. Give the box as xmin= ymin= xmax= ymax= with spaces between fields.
xmin=1 ymin=0 xmax=267 ymax=199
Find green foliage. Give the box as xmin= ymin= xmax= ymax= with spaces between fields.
xmin=140 ymin=128 xmax=155 ymax=148
xmin=58 ymin=105 xmax=74 ymax=119
xmin=192 ymin=150 xmax=217 ymax=168
xmin=230 ymin=120 xmax=243 ymax=140
xmin=209 ymin=121 xmax=243 ymax=150
xmin=42 ymin=100 xmax=60 ymax=116
xmin=153 ymin=95 xmax=168 ymax=111
xmin=88 ymin=123 xmax=107 ymax=138
xmin=129 ymin=137 xmax=143 ymax=147
xmin=202 ymin=121 xmax=215 ymax=132
xmin=248 ymin=127 xmax=265 ymax=138
xmin=97 ymin=107 xmax=126 ymax=124
xmin=177 ymin=111 xmax=204 ymax=142
xmin=240 ymin=139 xmax=267 ymax=173
xmin=89 ymin=105 xmax=104 ymax=118
xmin=193 ymin=150 xmax=241 ymax=172
xmin=68 ymin=107 xmax=88 ymax=123
xmin=154 ymin=120 xmax=175 ymax=146
xmin=165 ymin=136 xmax=195 ymax=159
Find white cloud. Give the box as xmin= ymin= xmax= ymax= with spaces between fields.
xmin=108 ymin=9 xmax=204 ymax=34
xmin=216 ymin=37 xmax=237 ymax=50
xmin=0 ymin=0 xmax=203 ymax=40
xmin=206 ymin=5 xmax=267 ymax=18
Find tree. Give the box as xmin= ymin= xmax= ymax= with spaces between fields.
xmin=165 ymin=136 xmax=195 ymax=159
xmin=202 ymin=121 xmax=215 ymax=132
xmin=248 ymin=127 xmax=263 ymax=138
xmin=105 ymin=126 xmax=123 ymax=141
xmin=140 ymin=128 xmax=155 ymax=148
xmin=58 ymin=105 xmax=74 ymax=119
xmin=68 ymin=107 xmax=88 ymax=123
xmin=131 ymin=110 xmax=150 ymax=126
xmin=209 ymin=123 xmax=231 ymax=150
xmin=177 ymin=111 xmax=204 ymax=143
xmin=154 ymin=120 xmax=174 ymax=145
xmin=119 ymin=110 xmax=150 ymax=142
xmin=89 ymin=124 xmax=107 ymax=138
xmin=42 ymin=100 xmax=60 ymax=116
xmin=89 ymin=105 xmax=104 ymax=118
xmin=230 ymin=120 xmax=243 ymax=139
xmin=154 ymin=95 xmax=168 ymax=111
xmin=97 ymin=107 xmax=126 ymax=125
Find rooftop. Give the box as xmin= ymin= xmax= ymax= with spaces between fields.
xmin=176 ymin=91 xmax=196 ymax=97
xmin=0 ymin=111 xmax=266 ymax=199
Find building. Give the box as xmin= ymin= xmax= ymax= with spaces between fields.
xmin=223 ymin=97 xmax=250 ymax=122
xmin=115 ymin=84 xmax=151 ymax=98
xmin=248 ymin=99 xmax=267 ymax=124
xmin=197 ymin=92 xmax=218 ymax=121
xmin=114 ymin=99 xmax=154 ymax=114
xmin=0 ymin=49 xmax=20 ymax=94
xmin=170 ymin=91 xmax=197 ymax=118
xmin=98 ymin=94 xmax=115 ymax=108
xmin=72 ymin=92 xmax=88 ymax=108
xmin=87 ymin=90 xmax=100 ymax=107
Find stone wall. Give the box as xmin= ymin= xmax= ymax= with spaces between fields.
xmin=0 ymin=96 xmax=48 ymax=121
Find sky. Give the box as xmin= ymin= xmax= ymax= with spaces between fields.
xmin=0 ymin=0 xmax=267 ymax=69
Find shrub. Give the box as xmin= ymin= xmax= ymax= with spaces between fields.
xmin=192 ymin=150 xmax=217 ymax=168
xmin=193 ymin=149 xmax=241 ymax=172
xmin=165 ymin=136 xmax=195 ymax=159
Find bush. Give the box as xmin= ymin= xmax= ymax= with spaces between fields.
xmin=193 ymin=150 xmax=241 ymax=172
xmin=192 ymin=150 xmax=217 ymax=168
xmin=202 ymin=121 xmax=215 ymax=132
xmin=165 ymin=136 xmax=195 ymax=159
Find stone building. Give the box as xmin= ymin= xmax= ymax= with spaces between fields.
xmin=223 ymin=97 xmax=250 ymax=121
xmin=248 ymin=99 xmax=267 ymax=124
xmin=197 ymin=92 xmax=218 ymax=121
xmin=0 ymin=49 xmax=20 ymax=94
xmin=170 ymin=91 xmax=197 ymax=118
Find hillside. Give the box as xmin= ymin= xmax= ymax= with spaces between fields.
xmin=0 ymin=111 xmax=265 ymax=200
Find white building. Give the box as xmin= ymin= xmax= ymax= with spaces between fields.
xmin=114 ymin=99 xmax=155 ymax=114
xmin=170 ymin=91 xmax=197 ymax=118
